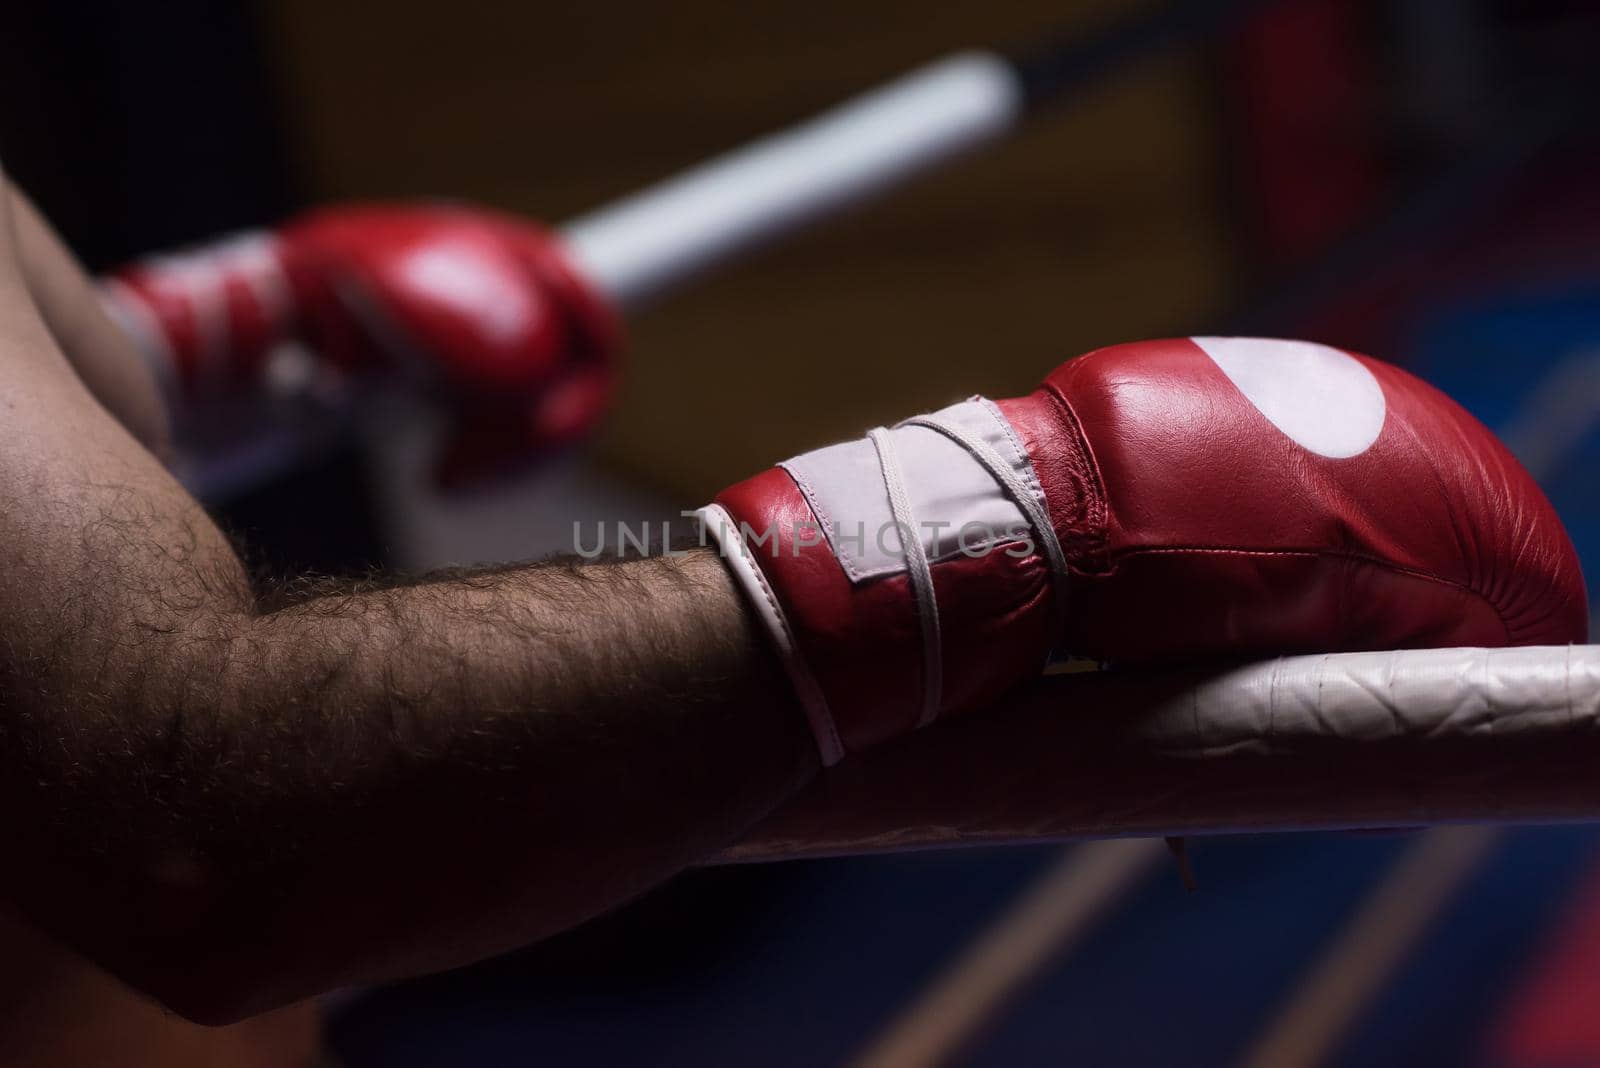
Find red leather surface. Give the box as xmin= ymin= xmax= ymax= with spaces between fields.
xmin=106 ymin=203 xmax=622 ymax=483
xmin=716 ymin=337 xmax=1588 ymax=760
xmin=280 ymin=206 xmax=606 ymax=388
xmin=1019 ymin=338 xmax=1587 ymax=657
xmin=110 ymin=240 xmax=290 ymax=392
xmin=715 ymin=469 xmax=1059 ymax=753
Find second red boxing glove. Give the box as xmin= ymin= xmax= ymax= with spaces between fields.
xmin=701 ymin=336 xmax=1588 ymax=764
xmin=102 ymin=203 xmax=619 ymax=484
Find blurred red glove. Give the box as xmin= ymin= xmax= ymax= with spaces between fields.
xmin=101 ymin=203 xmax=620 ymax=485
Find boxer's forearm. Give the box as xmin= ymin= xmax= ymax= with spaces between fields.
xmin=0 ymin=277 xmax=812 ymax=1020
xmin=203 ymin=548 xmax=816 ymax=1021
xmin=126 ymin=550 xmax=815 ymax=1023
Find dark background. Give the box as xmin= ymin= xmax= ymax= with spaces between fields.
xmin=2 ymin=2 xmax=1600 ymax=1064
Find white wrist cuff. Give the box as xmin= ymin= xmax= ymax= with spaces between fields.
xmin=698 ymin=503 xmax=844 ymax=765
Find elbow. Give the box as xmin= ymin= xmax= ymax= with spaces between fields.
xmin=127 ymin=930 xmax=268 ymax=1027
xmin=89 ymin=896 xmax=309 ymax=1027
xmin=110 ymin=874 xmax=314 ymax=1026
xmin=10 ymin=850 xmax=304 ymax=1026
xmin=10 ymin=898 xmax=298 ymax=1028
xmin=117 ymin=926 xmax=339 ymax=1027
xmin=133 ymin=964 xmax=288 ymax=1028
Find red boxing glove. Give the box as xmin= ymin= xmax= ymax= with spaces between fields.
xmin=101 ymin=203 xmax=619 ymax=484
xmin=702 ymin=337 xmax=1588 ymax=764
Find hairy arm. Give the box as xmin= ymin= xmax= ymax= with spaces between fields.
xmin=0 ymin=182 xmax=815 ymax=1022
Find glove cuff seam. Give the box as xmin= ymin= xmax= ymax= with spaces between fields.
xmin=698 ymin=503 xmax=845 ymax=765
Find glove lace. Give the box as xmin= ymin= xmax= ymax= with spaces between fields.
xmin=868 ymin=407 xmax=1071 ymax=732
xmin=868 ymin=426 xmax=944 ymax=728
xmin=902 ymin=409 xmax=1072 ymax=624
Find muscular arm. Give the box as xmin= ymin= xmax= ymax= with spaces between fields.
xmin=0 ymin=182 xmax=815 ymax=1022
